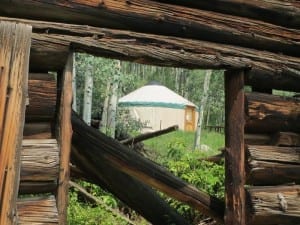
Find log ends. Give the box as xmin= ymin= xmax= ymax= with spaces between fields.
xmin=19 ymin=139 xmax=59 ymax=194
xmin=245 ymin=92 xmax=300 ymax=134
xmin=247 ymin=185 xmax=300 ymax=225
xmin=17 ymin=195 xmax=59 ymax=225
xmin=246 ymin=145 xmax=300 ymax=185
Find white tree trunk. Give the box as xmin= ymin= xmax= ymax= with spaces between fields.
xmin=194 ymin=70 xmax=212 ymax=150
xmin=107 ymin=61 xmax=121 ymax=138
xmin=101 ymin=60 xmax=121 ymax=138
xmin=82 ymin=65 xmax=93 ymax=125
xmin=72 ymin=53 xmax=77 ymax=112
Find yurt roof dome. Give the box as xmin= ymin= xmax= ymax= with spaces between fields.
xmin=119 ymin=82 xmax=196 ymax=109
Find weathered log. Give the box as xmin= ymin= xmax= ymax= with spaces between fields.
xmin=19 ymin=181 xmax=57 ymax=195
xmin=17 ymin=195 xmax=58 ymax=225
xmin=246 ymin=145 xmax=300 ymax=185
xmin=71 ymin=112 xmax=225 ymax=223
xmin=245 ymin=69 xmax=300 ymax=92
xmin=247 ymin=185 xmax=300 ymax=225
xmin=245 ymin=92 xmax=300 ymax=133
xmin=23 ymin=122 xmax=52 ymax=139
xmin=120 ymin=125 xmax=178 ymax=145
xmin=56 ymin=53 xmax=73 ymax=225
xmin=224 ymin=70 xmax=246 ymax=225
xmin=0 ymin=0 xmax=299 ymax=57
xmin=270 ymin=132 xmax=300 ymax=147
xmin=0 ymin=22 xmax=31 ymax=225
xmin=245 ymin=134 xmax=272 ymax=145
xmin=71 ymin=146 xmax=191 ymax=225
xmin=154 ymin=0 xmax=300 ymax=29
xmin=20 ymin=139 xmax=59 ymax=182
xmin=1 ymin=16 xmax=300 ymax=81
xmin=26 ymin=73 xmax=57 ymax=122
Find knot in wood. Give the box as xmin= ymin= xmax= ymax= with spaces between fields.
xmin=277 ymin=193 xmax=288 ymax=212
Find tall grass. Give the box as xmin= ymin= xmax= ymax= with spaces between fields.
xmin=144 ymin=129 xmax=224 ymax=160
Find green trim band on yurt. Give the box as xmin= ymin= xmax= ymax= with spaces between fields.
xmin=118 ymin=82 xmax=198 ymax=132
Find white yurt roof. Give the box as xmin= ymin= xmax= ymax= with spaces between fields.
xmin=119 ymin=82 xmax=196 ymax=109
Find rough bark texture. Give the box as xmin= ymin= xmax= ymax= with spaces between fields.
xmin=270 ymin=132 xmax=300 ymax=147
xmin=155 ymin=0 xmax=300 ymax=29
xmin=0 ymin=16 xmax=299 ymax=85
xmin=26 ymin=73 xmax=57 ymax=122
xmin=20 ymin=139 xmax=59 ymax=185
xmin=247 ymin=186 xmax=300 ymax=225
xmin=71 ymin=142 xmax=191 ymax=225
xmin=17 ymin=195 xmax=59 ymax=225
xmin=0 ymin=22 xmax=31 ymax=225
xmin=0 ymin=0 xmax=298 ymax=57
xmin=71 ymin=112 xmax=225 ymax=224
xmin=224 ymin=70 xmax=245 ymax=225
xmin=246 ymin=145 xmax=300 ymax=185
xmin=245 ymin=92 xmax=300 ymax=133
xmin=56 ymin=53 xmax=73 ymax=225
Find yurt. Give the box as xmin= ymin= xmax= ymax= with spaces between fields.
xmin=118 ymin=82 xmax=198 ymax=132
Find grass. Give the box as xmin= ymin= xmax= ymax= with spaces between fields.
xmin=144 ymin=129 xmax=225 ymax=160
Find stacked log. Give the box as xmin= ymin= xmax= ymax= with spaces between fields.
xmin=247 ymin=186 xmax=300 ymax=225
xmin=245 ymin=92 xmax=300 ymax=134
xmin=17 ymin=195 xmax=59 ymax=225
xmin=19 ymin=139 xmax=59 ymax=194
xmin=244 ymin=90 xmax=300 ymax=224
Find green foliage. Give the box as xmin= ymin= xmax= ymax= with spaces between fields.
xmin=145 ymin=131 xmax=224 ymax=224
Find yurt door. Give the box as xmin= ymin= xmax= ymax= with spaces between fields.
xmin=184 ymin=106 xmax=195 ymax=131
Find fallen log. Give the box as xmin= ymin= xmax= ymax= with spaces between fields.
xmin=155 ymin=0 xmax=300 ymax=29
xmin=246 ymin=145 xmax=300 ymax=185
xmin=247 ymin=185 xmax=300 ymax=225
xmin=245 ymin=92 xmax=300 ymax=133
xmin=120 ymin=125 xmax=178 ymax=145
xmin=71 ymin=145 xmax=191 ymax=225
xmin=71 ymin=112 xmax=225 ymax=224
xmin=0 ymin=0 xmax=299 ymax=56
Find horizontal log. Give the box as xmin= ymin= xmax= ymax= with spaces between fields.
xmin=246 ymin=145 xmax=300 ymax=185
xmin=270 ymin=132 xmax=300 ymax=147
xmin=245 ymin=134 xmax=272 ymax=145
xmin=26 ymin=73 xmax=57 ymax=121
xmin=1 ymin=17 xmax=299 ymax=81
xmin=19 ymin=181 xmax=57 ymax=194
xmin=245 ymin=69 xmax=300 ymax=92
xmin=247 ymin=185 xmax=300 ymax=225
xmin=17 ymin=195 xmax=58 ymax=224
xmin=245 ymin=92 xmax=300 ymax=133
xmin=23 ymin=122 xmax=52 ymax=139
xmin=20 ymin=139 xmax=59 ymax=182
xmin=71 ymin=112 xmax=225 ymax=223
xmin=154 ymin=0 xmax=300 ymax=29
xmin=0 ymin=0 xmax=299 ymax=57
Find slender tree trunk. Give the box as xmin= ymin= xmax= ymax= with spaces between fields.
xmin=194 ymin=70 xmax=212 ymax=150
xmin=100 ymin=81 xmax=110 ymax=133
xmin=82 ymin=65 xmax=93 ymax=125
xmin=106 ymin=60 xmax=121 ymax=138
xmin=72 ymin=53 xmax=77 ymax=112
